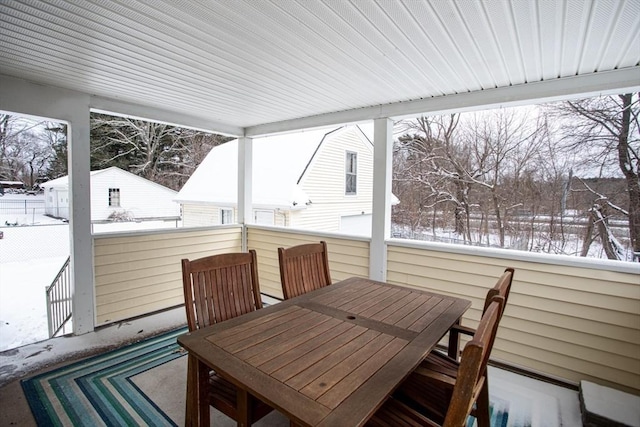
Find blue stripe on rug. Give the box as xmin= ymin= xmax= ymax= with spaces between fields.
xmin=21 ymin=328 xmax=187 ymax=427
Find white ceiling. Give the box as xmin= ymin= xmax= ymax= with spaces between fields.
xmin=1 ymin=0 xmax=639 ymax=136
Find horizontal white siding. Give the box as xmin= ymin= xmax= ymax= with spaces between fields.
xmin=386 ymin=241 xmax=640 ymax=395
xmin=246 ymin=226 xmax=370 ymax=298
xmin=91 ymin=169 xmax=180 ymax=221
xmin=93 ymin=226 xmax=242 ymax=325
xmin=294 ymin=128 xmax=373 ymax=232
xmin=182 ymin=203 xmax=287 ymax=227
xmin=181 ymin=203 xmax=220 ymax=227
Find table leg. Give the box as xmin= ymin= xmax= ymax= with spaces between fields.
xmin=185 ymin=354 xmax=197 ymax=427
xmin=197 ymin=359 xmax=210 ymax=427
xmin=236 ymin=388 xmax=250 ymax=427
xmin=447 ymin=318 xmax=461 ymax=360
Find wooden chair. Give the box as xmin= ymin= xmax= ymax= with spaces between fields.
xmin=278 ymin=241 xmax=332 ymax=299
xmin=181 ymin=250 xmax=273 ymax=425
xmin=367 ymin=299 xmax=504 ymax=427
xmin=447 ymin=267 xmax=514 ymax=359
xmin=386 ymin=268 xmax=512 ymax=427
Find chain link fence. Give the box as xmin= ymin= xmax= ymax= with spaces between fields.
xmin=0 ymin=224 xmax=69 ymax=263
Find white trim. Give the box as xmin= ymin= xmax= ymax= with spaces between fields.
xmin=246 ymin=224 xmax=372 ymax=243
xmin=0 ymin=75 xmax=244 ymax=137
xmin=220 ymin=208 xmax=234 ymax=225
xmin=345 ymin=150 xmax=358 ymax=195
xmin=68 ymin=106 xmax=94 ymax=336
xmin=244 ymin=68 xmax=640 ymax=137
xmin=90 ymin=96 xmax=243 ymax=137
xmin=0 ymin=74 xmax=96 ymax=336
xmin=92 ymin=224 xmax=242 ymax=239
xmin=387 ymin=239 xmax=640 ymax=275
xmin=370 ymin=118 xmax=393 ymax=281
xmin=238 ymin=137 xmax=253 ymax=251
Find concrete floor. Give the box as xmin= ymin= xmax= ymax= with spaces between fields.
xmin=1 ymin=376 xmax=40 ymax=426
xmin=0 ymin=307 xmax=187 ymax=426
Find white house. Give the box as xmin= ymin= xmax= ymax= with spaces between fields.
xmin=175 ymin=125 xmax=397 ymax=236
xmin=40 ymin=167 xmax=180 ymax=222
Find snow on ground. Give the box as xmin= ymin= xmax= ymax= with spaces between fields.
xmin=0 ymin=194 xmax=179 ymax=352
xmin=0 ymin=194 xmax=70 ymax=352
xmin=0 ymin=256 xmax=68 ymax=352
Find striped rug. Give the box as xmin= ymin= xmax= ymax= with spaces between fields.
xmin=21 ymin=327 xmax=566 ymax=427
xmin=21 ymin=328 xmax=187 ymax=427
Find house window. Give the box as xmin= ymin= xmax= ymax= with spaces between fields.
xmin=108 ymin=188 xmax=120 ymax=207
xmin=221 ymin=208 xmax=233 ymax=224
xmin=346 ymin=151 xmax=357 ymax=195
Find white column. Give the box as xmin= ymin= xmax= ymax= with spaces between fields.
xmin=237 ymin=136 xmax=253 ymax=251
xmin=0 ymin=75 xmax=95 ymax=334
xmin=68 ymin=110 xmax=93 ymax=335
xmin=369 ymin=118 xmax=393 ymax=281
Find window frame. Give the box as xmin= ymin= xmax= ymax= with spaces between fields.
xmin=345 ymin=151 xmax=357 ymax=195
xmin=220 ymin=208 xmax=233 ymax=224
xmin=108 ymin=188 xmax=121 ymax=207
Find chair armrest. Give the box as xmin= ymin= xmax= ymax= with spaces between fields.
xmin=448 ymin=322 xmax=477 ymax=359
xmin=450 ymin=324 xmax=476 ymax=336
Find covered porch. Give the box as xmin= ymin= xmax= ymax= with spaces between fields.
xmin=0 ymin=0 xmax=639 ymax=423
xmin=0 ymin=223 xmax=637 ymax=425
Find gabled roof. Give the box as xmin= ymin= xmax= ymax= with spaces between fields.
xmin=40 ymin=166 xmax=177 ymax=194
xmin=175 ymin=125 xmax=371 ymax=209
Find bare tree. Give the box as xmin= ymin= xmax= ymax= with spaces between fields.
xmin=396 ymin=114 xmax=482 ymax=242
xmin=42 ymin=122 xmax=68 ymax=180
xmin=90 ymin=113 xmax=230 ymax=190
xmin=0 ymin=114 xmax=52 ymax=186
xmin=462 ymin=109 xmax=545 ymax=247
xmin=550 ymin=93 xmax=639 ymax=261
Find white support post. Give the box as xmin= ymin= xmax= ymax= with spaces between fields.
xmin=369 ymin=118 xmax=393 ymax=281
xmin=237 ymin=136 xmax=253 ymax=251
xmin=0 ymin=75 xmax=95 ymax=335
xmin=68 ymin=110 xmax=93 ymax=335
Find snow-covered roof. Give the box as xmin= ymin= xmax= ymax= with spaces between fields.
xmin=40 ymin=166 xmax=177 ymax=194
xmin=175 ymin=126 xmax=366 ymax=209
xmin=40 ymin=170 xmax=103 ymax=188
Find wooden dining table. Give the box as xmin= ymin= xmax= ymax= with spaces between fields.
xmin=177 ymin=276 xmax=471 ymax=427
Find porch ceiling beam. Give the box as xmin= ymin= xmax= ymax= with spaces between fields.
xmin=245 ymin=67 xmax=640 ymax=137
xmin=90 ymin=95 xmax=244 ymax=137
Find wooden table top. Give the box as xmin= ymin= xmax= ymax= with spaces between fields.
xmin=178 ymin=276 xmax=471 ymax=427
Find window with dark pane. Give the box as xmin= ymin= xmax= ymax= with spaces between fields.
xmin=221 ymin=208 xmax=233 ymax=224
xmin=346 ymin=151 xmax=357 ymax=195
xmin=108 ymin=188 xmax=121 ymax=207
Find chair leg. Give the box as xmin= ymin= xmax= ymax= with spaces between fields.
xmin=475 ymin=378 xmax=491 ymax=427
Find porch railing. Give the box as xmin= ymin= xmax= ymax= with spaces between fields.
xmin=91 ymin=225 xmax=640 ymax=395
xmin=46 ymin=256 xmax=72 ymax=338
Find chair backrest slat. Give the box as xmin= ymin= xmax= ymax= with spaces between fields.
xmin=483 ymin=267 xmax=514 ymax=316
xmin=278 ymin=241 xmax=332 ymax=299
xmin=182 ymin=250 xmax=262 ymax=331
xmin=444 ymin=299 xmax=503 ymax=427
